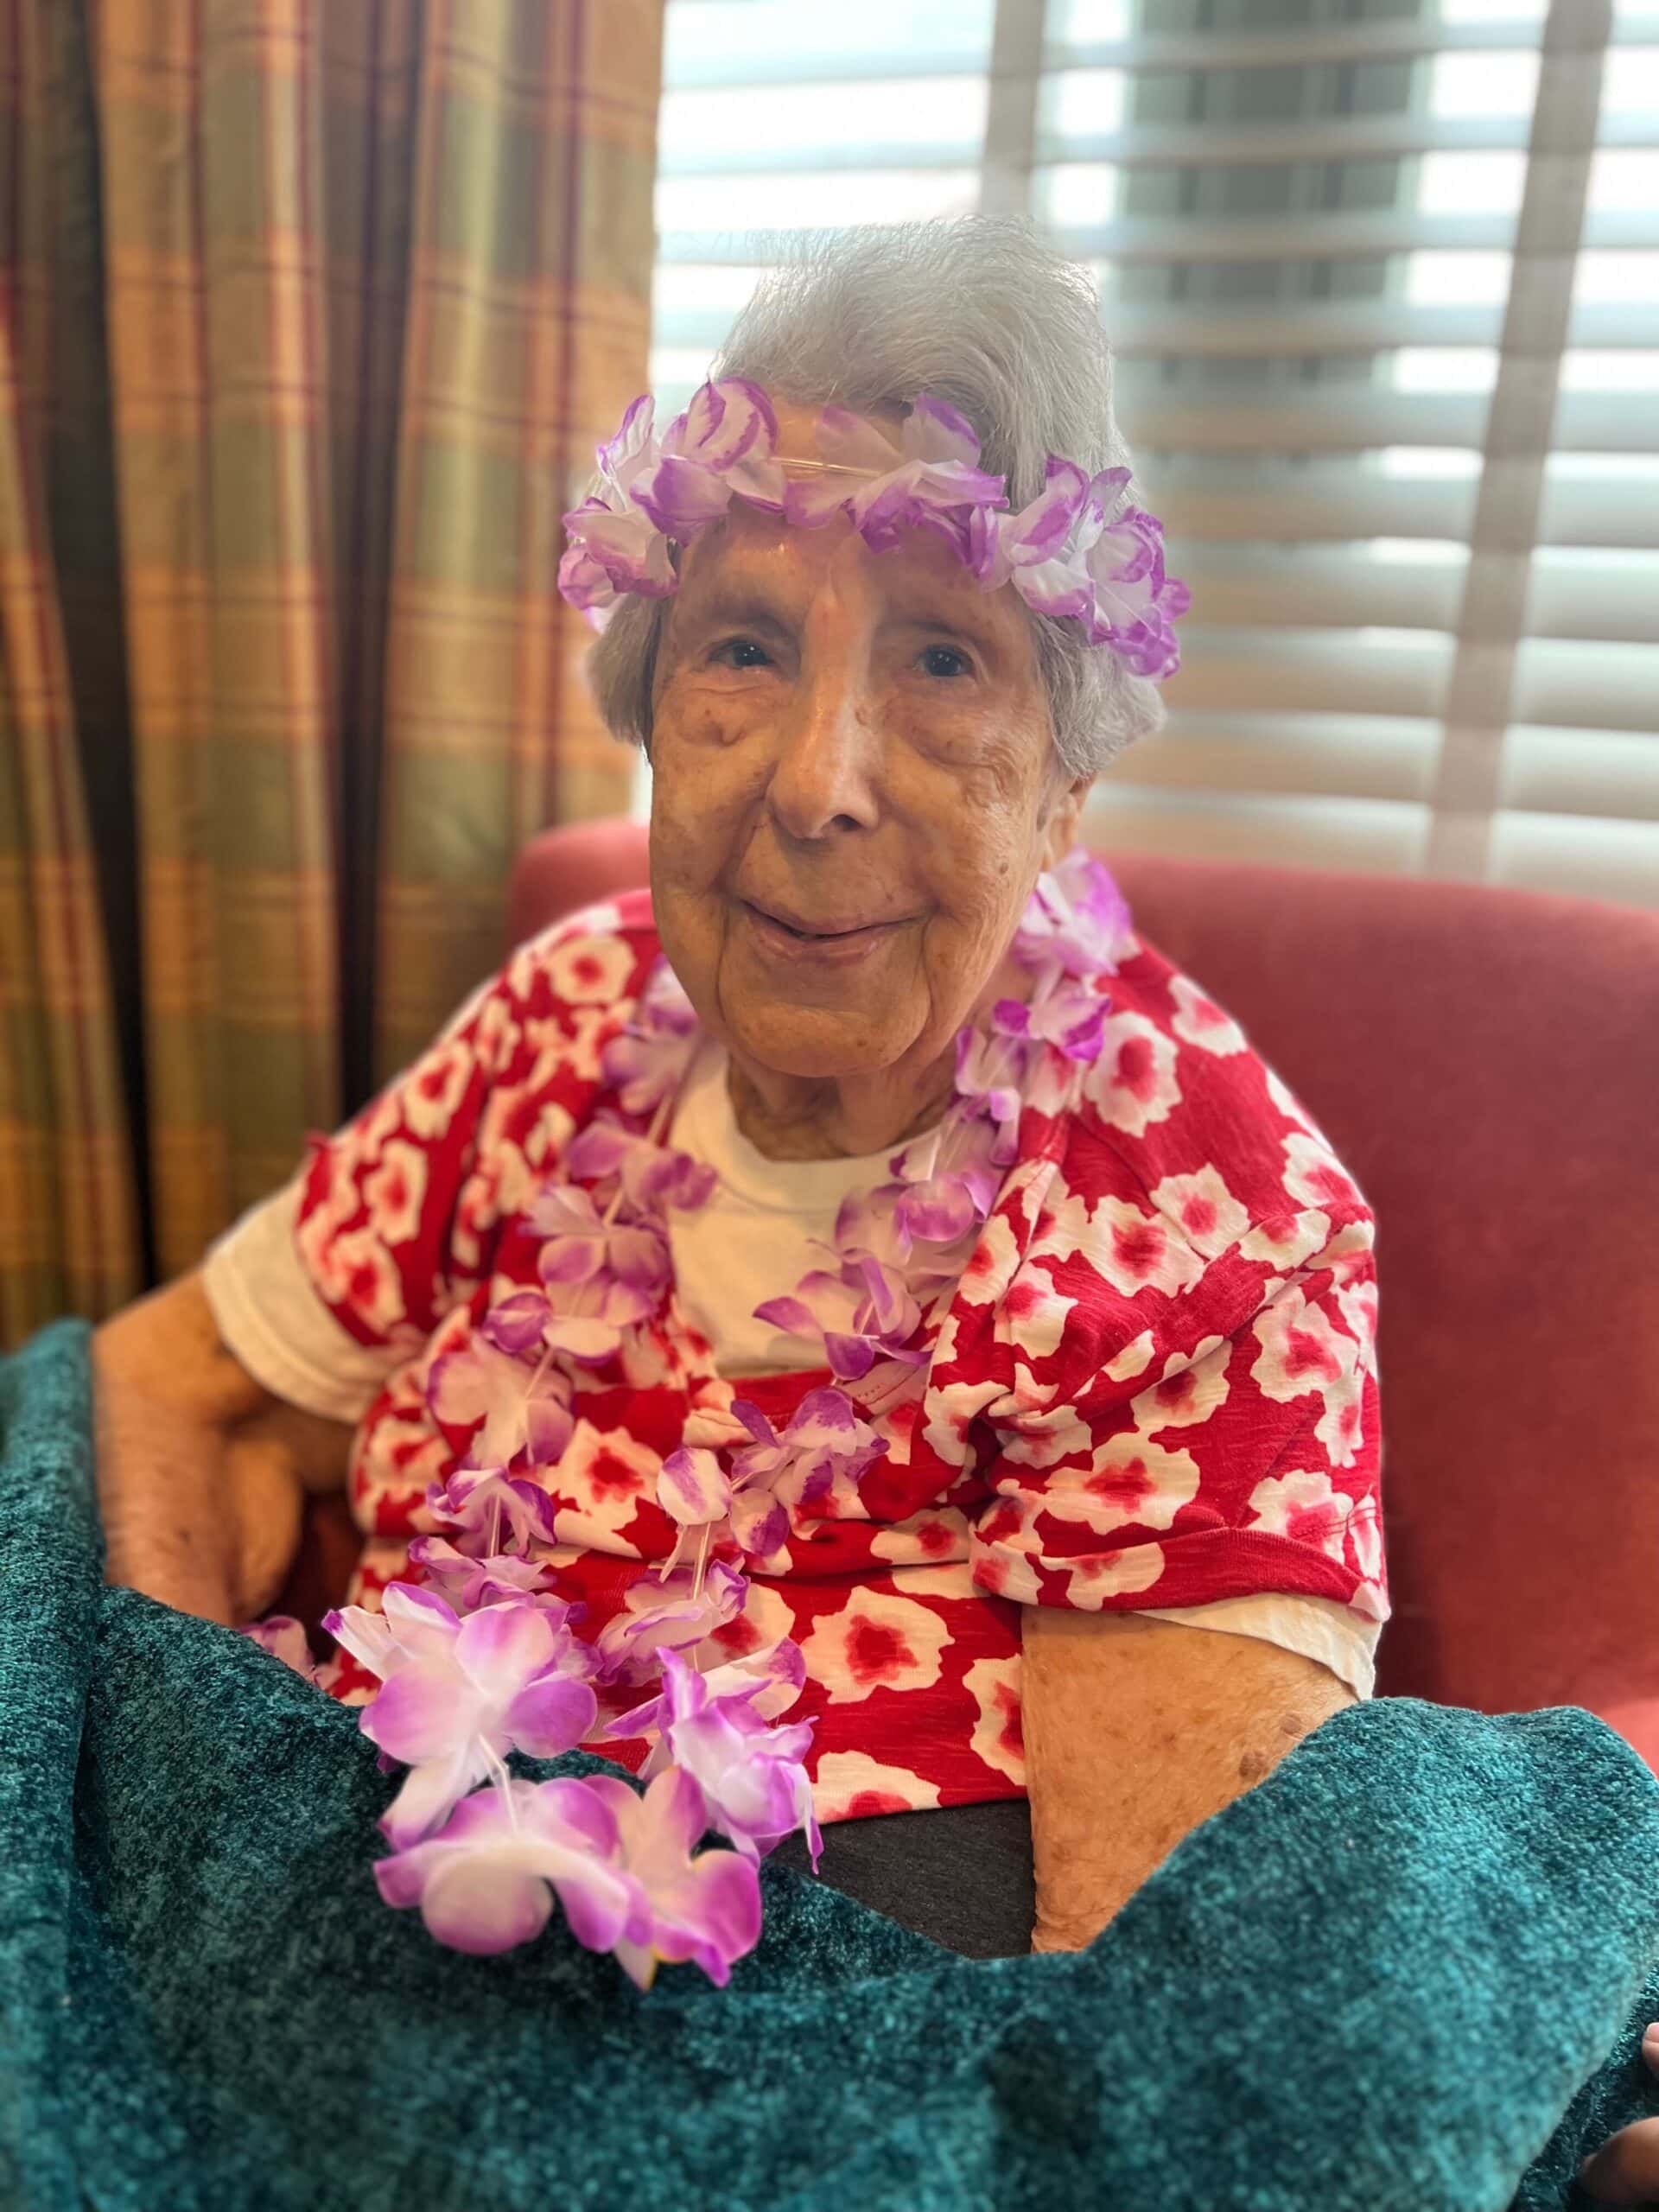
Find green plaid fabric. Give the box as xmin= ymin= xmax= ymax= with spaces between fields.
xmin=0 ymin=0 xmax=658 ymax=1340
xmin=0 ymin=1 xmax=145 ymax=1341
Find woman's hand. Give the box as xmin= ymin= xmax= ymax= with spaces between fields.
xmin=92 ymin=1272 xmax=351 ymax=1624
xmin=1578 ymin=2023 xmax=1659 ymax=2203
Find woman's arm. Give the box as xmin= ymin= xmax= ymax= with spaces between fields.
xmin=92 ymin=1272 xmax=353 ymax=1626
xmin=1021 ymin=1607 xmax=1356 ymax=1953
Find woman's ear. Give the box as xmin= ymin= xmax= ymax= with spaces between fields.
xmin=1041 ymin=775 xmax=1091 ymax=873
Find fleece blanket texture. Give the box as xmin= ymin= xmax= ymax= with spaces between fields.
xmin=5 ymin=1318 xmax=1659 ymax=2212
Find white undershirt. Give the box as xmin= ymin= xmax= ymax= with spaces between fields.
xmin=200 ymin=1041 xmax=1379 ymax=1699
xmin=666 ymin=1038 xmax=923 ymax=1377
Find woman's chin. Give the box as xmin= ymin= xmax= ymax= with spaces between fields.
xmin=726 ymin=1003 xmax=925 ymax=1085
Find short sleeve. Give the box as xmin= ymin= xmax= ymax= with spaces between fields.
xmin=969 ymin=1208 xmax=1386 ymax=1626
xmin=278 ymin=904 xmax=652 ymax=1358
xmin=200 ymin=1175 xmax=401 ymax=1423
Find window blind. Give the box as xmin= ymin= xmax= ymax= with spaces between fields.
xmin=647 ymin=0 xmax=1659 ymax=910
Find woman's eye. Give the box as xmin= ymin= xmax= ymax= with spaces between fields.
xmin=920 ymin=644 xmax=971 ymax=679
xmin=711 ymin=637 xmax=772 ymax=671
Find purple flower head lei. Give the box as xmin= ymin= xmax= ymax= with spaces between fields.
xmin=558 ymin=379 xmax=1188 ymax=677
xmin=247 ymin=843 xmax=1133 ymax=1993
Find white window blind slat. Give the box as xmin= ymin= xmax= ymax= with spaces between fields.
xmin=649 ymin=0 xmax=1659 ymax=911
xmin=1104 ymin=712 xmax=1442 ymax=805
xmin=659 ymin=107 xmax=1659 ymax=180
xmin=658 ymin=210 xmax=1659 ymax=258
xmin=1077 ymin=786 xmax=1433 ymax=874
xmin=1047 ymin=18 xmax=1654 ymax=70
xmin=1503 ymin=723 xmax=1659 ymax=817
xmin=1118 ymin=390 xmax=1659 ymax=454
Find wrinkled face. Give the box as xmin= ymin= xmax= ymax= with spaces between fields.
xmin=647 ymin=403 xmax=1084 ymax=1090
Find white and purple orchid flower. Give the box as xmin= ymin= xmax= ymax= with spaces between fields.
xmin=328 ymin=1588 xmax=599 ymax=1848
xmin=950 ymin=1025 xmax=1034 ymax=1166
xmin=512 ymin=1182 xmax=674 ymax=1364
xmin=632 ymin=378 xmax=786 ymax=538
xmin=609 ymin=1649 xmax=821 ymax=1866
xmin=1014 ymin=843 xmax=1134 ymax=981
xmin=652 ymin=1388 xmax=887 ymax=1560
xmin=601 ymin=958 xmax=701 ymax=1117
xmin=971 ymin=457 xmax=1190 ymax=678
xmin=558 ymin=383 xmax=1187 ymax=675
xmin=375 ymin=1768 xmax=763 ymax=1987
xmin=425 ymin=1332 xmax=574 ymax=1472
xmin=754 ymin=1250 xmax=928 ymax=1383
xmin=724 ymin=1389 xmax=887 ymax=1553
xmin=555 ymin=396 xmax=678 ymax=628
xmin=424 ymin=1465 xmax=562 ymax=1560
xmin=782 ymin=393 xmax=1006 ymax=556
xmin=406 ymin=1535 xmax=588 ymax=1624
xmin=375 ymin=1776 xmax=639 ymax=1956
xmin=558 ymin=380 xmax=785 ymax=630
xmin=594 ymin=1557 xmax=750 ymax=1686
xmin=565 ymin=1116 xmax=717 ymax=1217
xmin=887 ymin=1107 xmax=1006 ymax=1255
xmin=992 ymin=982 xmax=1109 ymax=1065
xmin=582 ymin=1767 xmax=765 ymax=1990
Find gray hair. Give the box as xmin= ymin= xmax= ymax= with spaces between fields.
xmin=588 ymin=217 xmax=1168 ymax=780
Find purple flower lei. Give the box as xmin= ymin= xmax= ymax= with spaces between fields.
xmin=245 ymin=849 xmax=1131 ymax=1991
xmin=556 ymin=380 xmax=1189 ymax=680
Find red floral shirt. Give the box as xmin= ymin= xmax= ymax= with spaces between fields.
xmin=287 ymin=891 xmax=1387 ymax=1822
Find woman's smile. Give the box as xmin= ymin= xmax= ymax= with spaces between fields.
xmin=738 ymin=895 xmax=916 ymax=965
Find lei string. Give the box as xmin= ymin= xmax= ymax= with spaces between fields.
xmin=283 ymin=849 xmax=1128 ymax=1987
xmin=557 ymin=378 xmax=1189 ymax=683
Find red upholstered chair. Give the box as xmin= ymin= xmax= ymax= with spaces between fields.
xmin=501 ymin=817 xmax=1659 ymax=1768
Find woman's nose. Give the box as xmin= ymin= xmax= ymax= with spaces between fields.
xmin=766 ymin=666 xmax=882 ymax=842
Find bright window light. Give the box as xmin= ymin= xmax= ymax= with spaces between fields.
xmin=659 ymin=77 xmax=988 ymax=162
xmin=1573 ymin=251 xmax=1659 ymax=304
xmin=664 ymin=1 xmax=993 ymax=76
xmin=1406 ymin=251 xmax=1513 ymax=304
xmin=1591 ymin=151 xmax=1659 ymax=210
xmin=1418 ymin=151 xmax=1526 ymax=213
xmin=1430 ymin=50 xmax=1540 ymax=117
xmin=1367 ymin=538 xmax=1469 ymax=563
xmin=1547 ymin=452 xmax=1659 ymax=479
xmin=1052 ymin=0 xmax=1132 ymax=38
xmin=1034 ymin=164 xmax=1120 ymax=228
xmin=652 ymin=266 xmax=767 ymax=315
xmin=1438 ymin=0 xmax=1545 ymax=21
xmin=1560 ymin=350 xmax=1659 ymax=390
xmin=1601 ymin=47 xmax=1659 ymax=111
xmin=1042 ymin=71 xmax=1128 ymax=141
xmin=1376 ymin=448 xmax=1484 ymax=478
xmin=649 ymin=346 xmax=720 ymax=391
xmin=655 ymin=168 xmax=981 ymax=231
xmin=1391 ymin=348 xmax=1501 ymax=392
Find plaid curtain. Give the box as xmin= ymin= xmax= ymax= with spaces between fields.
xmin=0 ymin=0 xmax=660 ymax=1340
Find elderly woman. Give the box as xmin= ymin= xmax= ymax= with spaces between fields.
xmin=92 ymin=219 xmax=1382 ymax=1969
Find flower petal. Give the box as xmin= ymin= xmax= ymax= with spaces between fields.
xmin=657 ymin=1446 xmax=732 ymax=1526
xmin=505 ymin=1672 xmax=600 ymax=1759
xmin=419 ymin=1849 xmax=556 ymax=1955
xmin=454 ymin=1601 xmax=556 ymax=1698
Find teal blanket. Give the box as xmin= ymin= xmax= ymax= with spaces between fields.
xmin=6 ymin=1319 xmax=1659 ymax=2211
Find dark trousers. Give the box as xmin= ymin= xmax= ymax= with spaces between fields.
xmin=770 ymin=1798 xmax=1036 ymax=1960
